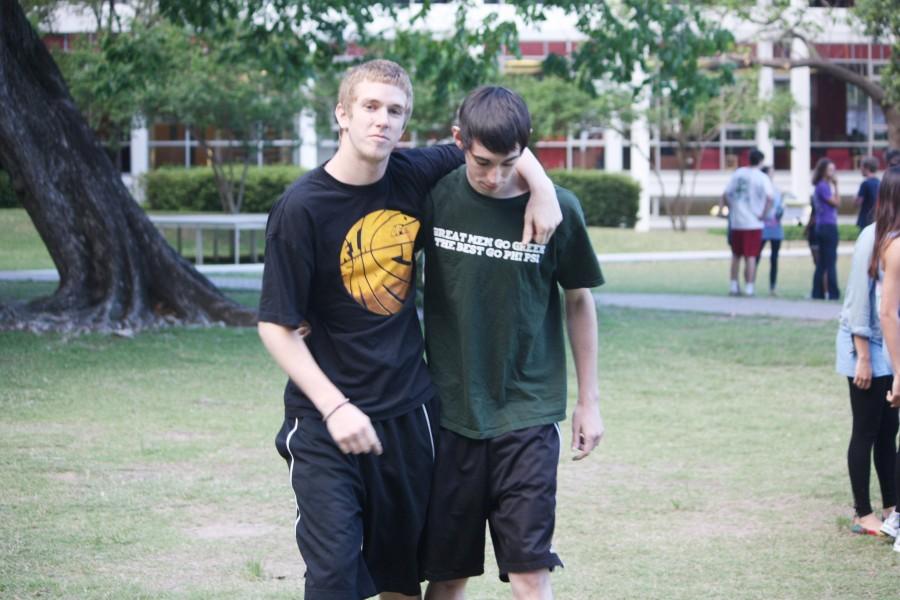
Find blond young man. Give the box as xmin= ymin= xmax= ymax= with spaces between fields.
xmin=257 ymin=61 xmax=561 ymax=600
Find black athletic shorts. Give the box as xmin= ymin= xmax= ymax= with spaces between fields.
xmin=274 ymin=397 xmax=438 ymax=600
xmin=422 ymin=423 xmax=564 ymax=583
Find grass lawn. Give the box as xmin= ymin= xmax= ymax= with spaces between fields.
xmin=587 ymin=227 xmax=732 ymax=254
xmin=0 ymin=209 xmax=53 ymax=270
xmin=2 ymin=307 xmax=899 ymax=599
xmin=601 ymin=254 xmax=853 ymax=300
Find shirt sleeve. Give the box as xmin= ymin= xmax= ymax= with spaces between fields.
xmin=415 ymin=192 xmax=435 ymax=253
xmin=399 ymin=144 xmax=465 ymax=197
xmin=840 ymin=227 xmax=876 ymax=338
xmin=555 ymin=191 xmax=605 ymax=290
xmin=763 ymin=173 xmax=775 ymax=198
xmin=258 ymin=197 xmax=315 ymax=328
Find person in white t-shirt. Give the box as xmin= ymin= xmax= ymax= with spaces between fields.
xmin=721 ymin=148 xmax=773 ymax=296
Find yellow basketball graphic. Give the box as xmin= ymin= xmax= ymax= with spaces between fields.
xmin=340 ymin=210 xmax=421 ymax=315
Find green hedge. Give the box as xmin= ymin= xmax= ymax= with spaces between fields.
xmin=143 ymin=165 xmax=305 ymax=213
xmin=548 ymin=169 xmax=640 ymax=227
xmin=143 ymin=165 xmax=641 ymax=223
xmin=0 ymin=170 xmax=19 ymax=208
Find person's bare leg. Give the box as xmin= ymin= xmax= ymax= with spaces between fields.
xmin=508 ymin=570 xmax=552 ymax=600
xmin=729 ymin=256 xmax=740 ymax=294
xmin=424 ymin=578 xmax=468 ymax=600
xmin=745 ymin=256 xmax=757 ymax=287
xmin=381 ymin=593 xmax=421 ymax=600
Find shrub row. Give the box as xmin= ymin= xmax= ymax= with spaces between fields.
xmin=143 ymin=166 xmax=305 ymax=213
xmin=143 ymin=165 xmax=641 ymax=226
xmin=548 ymin=169 xmax=640 ymax=228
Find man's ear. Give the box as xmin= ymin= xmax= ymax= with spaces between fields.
xmin=451 ymin=126 xmax=464 ymax=150
xmin=335 ymin=103 xmax=350 ymax=130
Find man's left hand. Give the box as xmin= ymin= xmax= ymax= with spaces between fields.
xmin=522 ymin=185 xmax=562 ymax=245
xmin=571 ymin=401 xmax=604 ymax=460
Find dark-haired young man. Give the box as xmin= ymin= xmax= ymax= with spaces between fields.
xmin=855 ymin=156 xmax=880 ymax=230
xmin=420 ymin=86 xmax=605 ymax=600
xmin=722 ymin=148 xmax=773 ymax=297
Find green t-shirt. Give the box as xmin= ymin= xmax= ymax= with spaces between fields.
xmin=422 ymin=166 xmax=604 ymax=439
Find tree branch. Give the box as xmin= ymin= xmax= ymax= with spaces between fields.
xmin=704 ymin=55 xmax=886 ymax=106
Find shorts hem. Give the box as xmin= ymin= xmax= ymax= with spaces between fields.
xmin=422 ymin=567 xmax=485 ymax=582
xmin=498 ymin=555 xmax=565 ymax=577
xmin=303 ymin=586 xmax=364 ymax=600
xmin=378 ymin=583 xmax=423 ymax=597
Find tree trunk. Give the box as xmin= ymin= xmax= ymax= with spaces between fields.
xmin=0 ymin=0 xmax=256 ymax=333
xmin=885 ymin=105 xmax=900 ymax=149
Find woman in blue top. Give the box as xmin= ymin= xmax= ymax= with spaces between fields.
xmin=811 ymin=158 xmax=841 ymax=300
xmin=836 ymin=222 xmax=896 ymax=535
xmin=757 ymin=166 xmax=784 ymax=295
xmin=870 ymin=166 xmax=900 ymax=550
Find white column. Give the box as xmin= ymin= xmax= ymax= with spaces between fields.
xmin=298 ymin=108 xmax=318 ymax=169
xmin=756 ymin=40 xmax=775 ymax=164
xmin=790 ymin=38 xmax=811 ymax=206
xmin=129 ymin=120 xmax=149 ymax=203
xmin=604 ymin=125 xmax=623 ymax=172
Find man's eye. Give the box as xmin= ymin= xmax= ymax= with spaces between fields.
xmin=389 ymin=108 xmax=402 ymax=116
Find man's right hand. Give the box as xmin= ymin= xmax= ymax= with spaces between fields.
xmin=325 ymin=403 xmax=383 ymax=455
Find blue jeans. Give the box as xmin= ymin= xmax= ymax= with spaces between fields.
xmin=812 ymin=223 xmax=840 ymax=300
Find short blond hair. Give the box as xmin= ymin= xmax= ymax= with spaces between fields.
xmin=338 ymin=59 xmax=414 ymax=121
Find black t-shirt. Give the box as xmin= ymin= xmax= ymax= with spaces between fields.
xmin=259 ymin=145 xmax=463 ymax=421
xmin=857 ymin=176 xmax=879 ymax=228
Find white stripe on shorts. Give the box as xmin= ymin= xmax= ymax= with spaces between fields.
xmin=421 ymin=404 xmax=435 ymax=460
xmin=553 ymin=422 xmax=563 ymax=462
xmin=285 ymin=418 xmax=302 ymax=531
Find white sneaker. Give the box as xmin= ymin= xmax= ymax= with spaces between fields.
xmin=893 ymin=534 xmax=900 ymax=553
xmin=881 ymin=511 xmax=900 ymax=538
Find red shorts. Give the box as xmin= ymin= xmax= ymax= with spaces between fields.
xmin=731 ymin=229 xmax=762 ymax=258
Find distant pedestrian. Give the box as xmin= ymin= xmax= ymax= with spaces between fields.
xmin=757 ymin=166 xmax=784 ymax=296
xmin=855 ymin=156 xmax=880 ymax=230
xmin=721 ymin=148 xmax=773 ymax=297
xmin=811 ymin=158 xmax=841 ymax=300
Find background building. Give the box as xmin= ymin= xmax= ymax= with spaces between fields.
xmin=47 ymin=1 xmax=894 ymax=228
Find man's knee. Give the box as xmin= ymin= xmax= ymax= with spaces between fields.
xmin=508 ymin=569 xmax=551 ymax=600
xmin=424 ymin=578 xmax=468 ymax=600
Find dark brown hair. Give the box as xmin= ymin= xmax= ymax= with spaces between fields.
xmin=456 ymin=86 xmax=531 ymax=155
xmin=869 ymin=166 xmax=900 ymax=278
xmin=812 ymin=158 xmax=833 ymax=185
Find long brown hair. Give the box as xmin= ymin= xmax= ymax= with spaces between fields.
xmin=812 ymin=158 xmax=833 ymax=186
xmin=868 ymin=166 xmax=900 ymax=278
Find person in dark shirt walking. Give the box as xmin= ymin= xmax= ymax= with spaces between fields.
xmin=855 ymin=156 xmax=880 ymax=230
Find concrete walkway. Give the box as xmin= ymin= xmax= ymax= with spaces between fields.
xmin=594 ymin=292 xmax=840 ymax=321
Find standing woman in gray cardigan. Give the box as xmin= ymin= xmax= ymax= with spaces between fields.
xmin=836 ymin=222 xmax=897 ymax=535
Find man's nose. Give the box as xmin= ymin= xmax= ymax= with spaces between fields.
xmin=374 ymin=107 xmax=389 ymax=127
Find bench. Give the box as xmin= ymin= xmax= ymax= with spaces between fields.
xmin=149 ymin=214 xmax=268 ymax=265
